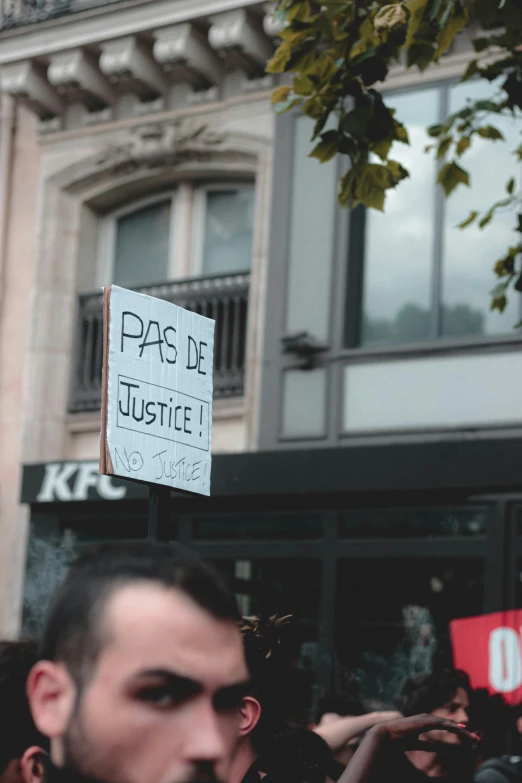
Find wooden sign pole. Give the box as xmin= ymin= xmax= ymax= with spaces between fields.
xmin=148 ymin=484 xmax=170 ymax=541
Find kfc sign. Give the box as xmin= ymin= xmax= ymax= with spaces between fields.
xmin=451 ymin=610 xmax=522 ymax=704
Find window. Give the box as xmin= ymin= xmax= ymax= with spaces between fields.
xmin=353 ymin=81 xmax=521 ymax=348
xmin=192 ymin=184 xmax=255 ymax=276
xmin=98 ymin=183 xmax=255 ymax=287
xmin=99 ymin=193 xmax=176 ymax=288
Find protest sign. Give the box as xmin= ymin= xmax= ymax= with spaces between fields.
xmin=451 ymin=609 xmax=522 ymax=704
xmin=100 ymin=285 xmax=215 ymax=496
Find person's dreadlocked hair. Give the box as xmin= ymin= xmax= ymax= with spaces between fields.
xmin=239 ymin=614 xmax=294 ymax=752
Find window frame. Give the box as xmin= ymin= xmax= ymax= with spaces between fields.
xmin=190 ymin=182 xmax=256 ymax=277
xmin=97 ymin=190 xmax=178 ymax=288
xmin=345 ymin=77 xmax=522 ymax=352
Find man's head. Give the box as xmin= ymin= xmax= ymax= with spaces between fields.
xmin=0 ymin=641 xmax=48 ymax=783
xmin=28 ymin=541 xmax=249 ymax=783
xmin=397 ymin=669 xmax=471 ymax=746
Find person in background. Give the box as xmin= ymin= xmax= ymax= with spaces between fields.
xmin=336 ymin=714 xmax=478 ymax=783
xmin=27 ymin=541 xmax=250 ymax=783
xmin=386 ymin=669 xmax=475 ymax=783
xmin=314 ymin=696 xmax=401 ymax=767
xmin=0 ymin=641 xmax=48 ymax=783
xmin=473 ymin=699 xmax=522 ymax=783
xmin=258 ymin=725 xmax=337 ymax=783
xmin=227 ymin=615 xmax=293 ymax=783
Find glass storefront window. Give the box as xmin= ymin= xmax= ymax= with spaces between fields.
xmin=334 ymin=557 xmax=484 ymax=707
xmin=442 ymin=80 xmax=520 ymax=336
xmin=194 ymin=514 xmax=322 ymax=540
xmin=340 ymin=507 xmax=487 ymax=538
xmin=354 ymin=80 xmax=521 ymax=349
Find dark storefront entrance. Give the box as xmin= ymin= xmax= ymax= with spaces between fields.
xmin=20 ymin=438 xmax=522 ymax=718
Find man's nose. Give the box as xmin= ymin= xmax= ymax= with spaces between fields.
xmin=456 ymin=707 xmax=469 ymax=725
xmin=183 ymin=702 xmax=227 ymax=763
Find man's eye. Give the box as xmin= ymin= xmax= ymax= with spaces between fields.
xmin=136 ymin=687 xmax=177 ymax=707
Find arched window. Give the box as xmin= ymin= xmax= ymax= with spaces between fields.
xmin=98 ymin=182 xmax=255 ymax=287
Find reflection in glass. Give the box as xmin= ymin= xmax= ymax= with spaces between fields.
xmin=442 ymin=80 xmax=521 ymax=336
xmin=114 ymin=200 xmax=171 ymax=286
xmin=335 ymin=558 xmax=483 ymax=706
xmin=202 ymin=188 xmax=255 ymax=275
xmin=361 ymin=88 xmax=440 ymax=346
xmin=340 ymin=507 xmax=487 ymax=538
xmin=194 ymin=515 xmax=322 ymax=540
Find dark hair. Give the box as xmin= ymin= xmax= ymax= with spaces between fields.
xmin=397 ymin=669 xmax=471 ymax=717
xmin=0 ymin=641 xmax=49 ymax=774
xmin=240 ymin=615 xmax=295 ymax=749
xmin=40 ymin=541 xmax=238 ymax=685
xmin=259 ymin=724 xmax=334 ymax=783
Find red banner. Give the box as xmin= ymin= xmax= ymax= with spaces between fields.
xmin=451 ymin=610 xmax=522 ymax=705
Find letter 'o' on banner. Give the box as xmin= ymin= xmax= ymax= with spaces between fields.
xmin=489 ymin=627 xmax=522 ymax=693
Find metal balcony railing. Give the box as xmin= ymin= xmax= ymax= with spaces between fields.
xmin=0 ymin=0 xmax=123 ymax=29
xmin=69 ymin=272 xmax=250 ymax=413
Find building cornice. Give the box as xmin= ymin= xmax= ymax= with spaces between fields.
xmin=0 ymin=0 xmax=262 ymax=64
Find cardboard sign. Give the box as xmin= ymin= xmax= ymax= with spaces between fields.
xmin=100 ymin=285 xmax=215 ymax=496
xmin=451 ymin=610 xmax=522 ymax=704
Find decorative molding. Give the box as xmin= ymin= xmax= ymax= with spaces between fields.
xmin=99 ymin=36 xmax=168 ymax=101
xmin=240 ymin=74 xmax=273 ymax=92
xmin=82 ymin=107 xmax=113 ymax=126
xmin=187 ymin=86 xmax=219 ymax=105
xmin=209 ymin=9 xmax=273 ymax=77
xmin=153 ymin=23 xmax=222 ymax=89
xmin=133 ymin=97 xmax=165 ymax=116
xmin=92 ymin=120 xmax=226 ymax=175
xmin=0 ymin=60 xmax=63 ymax=119
xmin=48 ymin=49 xmax=114 ymax=111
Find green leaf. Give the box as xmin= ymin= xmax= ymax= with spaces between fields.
xmin=427 ymin=123 xmax=444 ymax=138
xmin=461 ymin=59 xmax=479 ymax=82
xmin=479 ymin=209 xmax=494 ymax=228
xmin=457 ymin=210 xmax=478 ymax=228
xmin=491 ymin=293 xmax=507 ymax=312
xmin=436 ymin=12 xmax=467 ymax=58
xmin=405 ymin=0 xmax=429 ymax=46
xmin=477 ymin=125 xmax=505 ymax=141
xmin=472 ymin=36 xmax=490 ymax=52
xmin=266 ymin=42 xmax=292 ymax=73
xmin=407 ymin=41 xmax=435 ymax=70
xmin=372 ymin=138 xmax=393 ymax=161
xmin=271 ymin=85 xmax=292 ymax=105
xmin=393 ymin=119 xmax=410 ymax=144
xmin=286 ymin=1 xmax=310 ymax=22
xmin=456 ymin=136 xmax=471 ymax=156
xmin=436 ymin=136 xmax=452 ymax=160
xmin=309 ymin=136 xmax=339 ymax=162
xmin=437 ymin=161 xmax=470 ymax=196
xmin=293 ymin=75 xmax=315 ymax=94
xmin=507 ymin=177 xmax=515 ymax=194
xmin=374 ymin=4 xmax=407 ymax=31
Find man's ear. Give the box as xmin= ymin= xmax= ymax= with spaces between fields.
xmin=238 ymin=696 xmax=261 ymax=737
xmin=19 ymin=748 xmax=46 ymax=783
xmin=517 ymin=715 xmax=522 ymax=736
xmin=27 ymin=661 xmax=76 ymax=741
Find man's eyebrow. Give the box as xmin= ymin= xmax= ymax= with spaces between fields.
xmin=135 ymin=669 xmax=203 ymax=698
xmin=213 ymin=680 xmax=252 ymax=708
